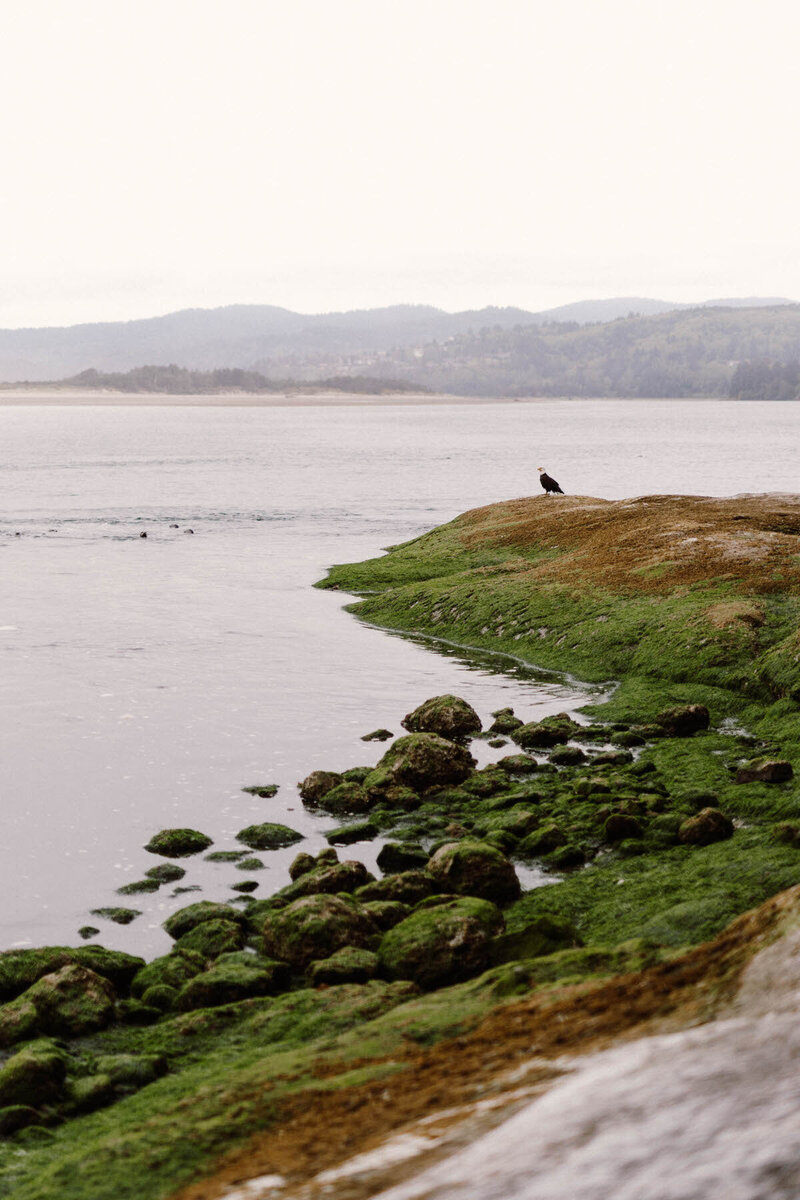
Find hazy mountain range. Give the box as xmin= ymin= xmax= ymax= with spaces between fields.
xmin=0 ymin=295 xmax=794 ymax=383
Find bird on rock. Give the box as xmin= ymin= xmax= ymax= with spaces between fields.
xmin=538 ymin=467 xmax=564 ymax=495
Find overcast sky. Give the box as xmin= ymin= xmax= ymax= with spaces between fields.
xmin=1 ymin=0 xmax=798 ymax=328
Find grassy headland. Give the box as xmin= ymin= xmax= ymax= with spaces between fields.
xmin=4 ymin=492 xmax=800 ymax=1199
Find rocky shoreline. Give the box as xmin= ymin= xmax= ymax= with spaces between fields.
xmin=4 ymin=493 xmax=800 ymax=1199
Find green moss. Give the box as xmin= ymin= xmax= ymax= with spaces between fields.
xmin=235 ymin=823 xmax=303 ymax=851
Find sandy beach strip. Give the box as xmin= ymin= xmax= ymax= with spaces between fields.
xmin=0 ymin=388 xmax=553 ymax=407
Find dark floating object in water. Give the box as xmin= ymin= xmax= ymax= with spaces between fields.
xmin=184 ymin=528 xmax=194 ymax=534
xmin=90 ymin=906 xmax=141 ymax=925
xmin=169 ymin=523 xmax=179 ymax=528
xmin=537 ymin=467 xmax=564 ymax=494
xmin=139 ymin=531 xmax=148 ymax=538
xmin=361 ymin=728 xmax=394 ymax=742
xmin=242 ymin=784 xmax=279 ymax=798
xmin=78 ymin=925 xmax=100 ymax=940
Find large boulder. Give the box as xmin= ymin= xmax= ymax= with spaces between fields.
xmin=427 ymin=841 xmax=521 ymax=905
xmin=355 ymin=870 xmax=438 ymax=905
xmin=130 ymin=950 xmax=205 ymax=998
xmin=378 ymin=897 xmax=504 ymax=989
xmin=236 ymin=823 xmax=303 ymax=850
xmin=261 ymin=894 xmax=379 ymax=969
xmin=0 ymin=946 xmax=142 ymax=1004
xmin=511 ymin=713 xmax=580 ymax=749
xmin=27 ymin=965 xmax=116 ymax=1037
xmin=176 ymin=955 xmax=289 ymax=1010
xmin=173 ymin=918 xmax=245 ymax=959
xmin=269 ymin=861 xmax=375 ymax=908
xmin=305 ymin=948 xmax=379 ymax=987
xmin=144 ymin=828 xmax=213 ymax=857
xmin=735 ymin=758 xmax=794 ymax=784
xmin=366 ymin=733 xmax=475 ymax=793
xmin=678 ymin=808 xmax=734 ymax=846
xmin=401 ymin=695 xmax=482 ymax=741
xmin=298 ymin=770 xmax=343 ymax=805
xmin=655 ymin=705 xmax=710 ymax=737
xmin=163 ymin=902 xmax=246 ymax=941
xmin=315 ymin=782 xmax=374 ymax=816
xmin=0 ymin=1042 xmax=67 ymax=1107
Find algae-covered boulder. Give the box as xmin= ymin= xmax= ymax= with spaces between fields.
xmin=735 ymin=758 xmax=794 ymax=784
xmin=315 ymin=781 xmax=373 ymax=816
xmin=144 ymin=863 xmax=186 ymax=883
xmin=289 ymin=851 xmax=317 ymax=880
xmin=0 ymin=1042 xmax=67 ymax=1108
xmin=0 ymin=996 xmax=40 ymax=1048
xmin=27 ymin=965 xmax=116 ymax=1037
xmin=298 ymin=770 xmax=343 ymax=804
xmin=519 ymin=823 xmax=566 ymax=857
xmin=163 ymin=901 xmax=245 ymax=941
xmin=497 ymin=754 xmax=539 ymax=775
xmin=262 ymin=894 xmax=379 ymax=969
xmin=269 ymin=861 xmax=375 ymax=909
xmin=177 ymin=957 xmax=289 ymax=1010
xmin=0 ymin=1104 xmax=47 ymax=1134
xmin=325 ymin=820 xmax=380 ymax=846
xmin=376 ymin=842 xmax=429 ymax=873
xmin=361 ymin=728 xmax=393 ymax=742
xmin=236 ymin=822 xmax=303 ymax=850
xmin=678 ymin=807 xmax=734 ymax=846
xmin=361 ymin=900 xmax=412 ymax=930
xmin=488 ymin=708 xmax=524 ymax=735
xmin=131 ymin=950 xmax=205 ymax=998
xmin=0 ymin=946 xmax=142 ymax=1004
xmin=367 ymin=733 xmax=475 ymax=792
xmin=603 ymin=813 xmax=644 ymax=844
xmin=490 ymin=915 xmax=582 ymax=964
xmin=511 ymin=713 xmax=579 ymax=749
xmin=549 ymin=746 xmax=586 ymax=766
xmin=770 ymin=821 xmax=800 ymax=847
xmin=173 ymin=918 xmax=245 ymax=959
xmin=144 ymin=828 xmax=213 ymax=857
xmin=655 ymin=704 xmax=710 ymax=737
xmin=401 ymin=695 xmax=482 ymax=741
xmin=90 ymin=907 xmax=141 ymax=925
xmin=378 ymin=897 xmax=504 ymax=989
xmin=427 ymin=841 xmax=521 ymax=905
xmin=306 ymin=947 xmax=379 ymax=986
xmin=355 ymin=869 xmax=438 ymax=905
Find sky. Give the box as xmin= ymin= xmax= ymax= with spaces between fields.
xmin=1 ymin=0 xmax=799 ymax=328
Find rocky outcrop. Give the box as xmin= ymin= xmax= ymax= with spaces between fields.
xmin=401 ymin=695 xmax=482 ymax=741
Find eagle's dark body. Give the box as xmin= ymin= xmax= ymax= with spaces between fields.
xmin=539 ymin=470 xmax=564 ymax=495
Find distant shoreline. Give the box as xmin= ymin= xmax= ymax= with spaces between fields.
xmin=0 ymin=389 xmax=714 ymax=407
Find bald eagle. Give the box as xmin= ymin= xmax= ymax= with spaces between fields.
xmin=538 ymin=467 xmax=564 ymax=495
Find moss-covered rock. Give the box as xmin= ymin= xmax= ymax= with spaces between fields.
xmin=0 ymin=1103 xmax=47 ymax=1134
xmin=241 ymin=783 xmax=278 ymax=797
xmin=366 ymin=733 xmax=475 ymax=793
xmin=64 ymin=1075 xmax=115 ymax=1115
xmin=355 ymin=869 xmax=438 ymax=905
xmin=603 ymin=813 xmax=645 ymax=844
xmin=262 ymin=894 xmax=379 ymax=969
xmin=497 ymin=754 xmax=539 ymax=774
xmin=163 ymin=902 xmax=245 ymax=941
xmin=90 ymin=907 xmax=141 ymax=925
xmin=27 ymin=965 xmax=116 ymax=1037
xmin=306 ymin=947 xmax=379 ymax=986
xmin=376 ymin=842 xmax=430 ymax=873
xmin=173 ymin=919 xmax=245 ymax=959
xmin=117 ymin=879 xmax=160 ymax=895
xmin=140 ymin=984 xmax=178 ymax=1012
xmin=235 ymin=823 xmax=303 ymax=851
xmin=511 ymin=714 xmax=580 ymax=749
xmin=519 ymin=823 xmax=566 ymax=857
xmin=315 ymin=781 xmax=373 ymax=816
xmin=490 ymin=915 xmax=582 ymax=964
xmin=0 ymin=996 xmax=39 ymax=1049
xmin=0 ymin=947 xmax=140 ymax=1004
xmin=427 ymin=841 xmax=521 ymax=904
xmin=401 ymin=694 xmax=482 ymax=741
xmin=361 ymin=728 xmax=394 ymax=742
xmin=325 ymin=821 xmax=380 ymax=845
xmin=0 ymin=1042 xmax=67 ymax=1108
xmin=298 ymin=770 xmax=343 ymax=804
xmin=678 ymin=807 xmax=734 ymax=846
xmin=655 ymin=704 xmax=710 ymax=737
xmin=735 ymin=758 xmax=794 ymax=784
xmin=144 ymin=828 xmax=213 ymax=857
xmin=269 ymin=861 xmax=375 ymax=909
xmin=488 ymin=707 xmax=524 ymax=735
xmin=770 ymin=821 xmax=800 ymax=847
xmin=130 ymin=950 xmax=205 ymax=998
xmin=144 ymin=863 xmax=186 ymax=883
xmin=177 ymin=960 xmax=288 ymax=1010
xmin=378 ymin=897 xmax=504 ymax=989
xmin=361 ymin=900 xmax=412 ymax=930
xmin=549 ymin=746 xmax=586 ymax=766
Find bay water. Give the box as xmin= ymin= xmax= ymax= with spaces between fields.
xmin=1 ymin=398 xmax=797 ymax=957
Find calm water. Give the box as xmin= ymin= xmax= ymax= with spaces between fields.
xmin=1 ymin=399 xmax=797 ymax=957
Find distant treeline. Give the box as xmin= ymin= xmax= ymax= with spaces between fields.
xmin=65 ymin=365 xmax=429 ymax=395
xmin=270 ymin=305 xmax=800 ymax=399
